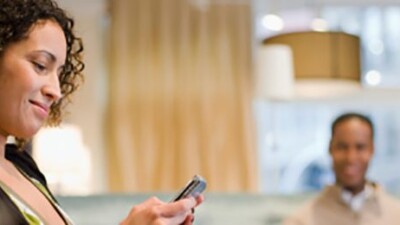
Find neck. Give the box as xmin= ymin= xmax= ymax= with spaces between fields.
xmin=340 ymin=181 xmax=366 ymax=196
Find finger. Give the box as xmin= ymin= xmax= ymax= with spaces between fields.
xmin=194 ymin=194 xmax=204 ymax=206
xmin=181 ymin=214 xmax=194 ymax=225
xmin=132 ymin=196 xmax=163 ymax=211
xmin=162 ymin=211 xmax=190 ymax=225
xmin=160 ymin=197 xmax=196 ymax=217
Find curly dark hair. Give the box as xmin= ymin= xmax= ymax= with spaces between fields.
xmin=0 ymin=0 xmax=84 ymax=146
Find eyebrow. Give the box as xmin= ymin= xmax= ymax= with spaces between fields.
xmin=34 ymin=50 xmax=65 ymax=70
xmin=34 ymin=50 xmax=56 ymax=62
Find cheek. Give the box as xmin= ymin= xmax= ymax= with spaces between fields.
xmin=4 ymin=84 xmax=31 ymax=109
xmin=0 ymin=82 xmax=22 ymax=109
xmin=331 ymin=152 xmax=345 ymax=164
xmin=361 ymin=152 xmax=373 ymax=165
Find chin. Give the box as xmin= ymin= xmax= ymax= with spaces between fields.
xmin=341 ymin=178 xmax=365 ymax=189
xmin=15 ymin=126 xmax=42 ymax=139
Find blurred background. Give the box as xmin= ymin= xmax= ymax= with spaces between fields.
xmin=35 ymin=0 xmax=400 ymax=196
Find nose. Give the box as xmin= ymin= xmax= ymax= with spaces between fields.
xmin=42 ymin=72 xmax=62 ymax=102
xmin=344 ymin=147 xmax=358 ymax=164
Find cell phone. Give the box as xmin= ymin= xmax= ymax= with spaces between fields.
xmin=171 ymin=175 xmax=207 ymax=202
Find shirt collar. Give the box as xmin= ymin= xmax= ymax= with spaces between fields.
xmin=340 ymin=182 xmax=374 ymax=212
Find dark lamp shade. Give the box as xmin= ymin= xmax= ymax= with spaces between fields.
xmin=263 ymin=31 xmax=361 ymax=82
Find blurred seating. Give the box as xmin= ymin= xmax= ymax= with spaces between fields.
xmin=58 ymin=193 xmax=315 ymax=225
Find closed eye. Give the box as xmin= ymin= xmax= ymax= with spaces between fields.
xmin=32 ymin=61 xmax=47 ymax=73
xmin=356 ymin=144 xmax=367 ymax=151
xmin=336 ymin=143 xmax=348 ymax=150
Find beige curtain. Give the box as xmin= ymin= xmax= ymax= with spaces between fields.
xmin=107 ymin=0 xmax=258 ymax=192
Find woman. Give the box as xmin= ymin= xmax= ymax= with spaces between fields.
xmin=0 ymin=0 xmax=203 ymax=224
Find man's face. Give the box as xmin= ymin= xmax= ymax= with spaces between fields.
xmin=330 ymin=118 xmax=374 ymax=191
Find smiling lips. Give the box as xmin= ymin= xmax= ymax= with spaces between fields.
xmin=29 ymin=100 xmax=50 ymax=118
xmin=342 ymin=165 xmax=360 ymax=177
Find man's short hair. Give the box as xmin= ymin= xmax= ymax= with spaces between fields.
xmin=331 ymin=112 xmax=374 ymax=139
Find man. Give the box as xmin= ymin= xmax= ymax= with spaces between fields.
xmin=283 ymin=113 xmax=400 ymax=225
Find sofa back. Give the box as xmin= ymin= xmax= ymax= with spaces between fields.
xmin=57 ymin=193 xmax=314 ymax=225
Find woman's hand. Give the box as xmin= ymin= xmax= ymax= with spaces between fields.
xmin=120 ymin=195 xmax=204 ymax=225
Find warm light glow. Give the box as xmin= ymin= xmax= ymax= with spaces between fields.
xmin=33 ymin=124 xmax=92 ymax=195
xmin=295 ymin=79 xmax=361 ymax=99
xmin=365 ymin=70 xmax=382 ymax=86
xmin=262 ymin=14 xmax=284 ymax=31
xmin=255 ymin=44 xmax=294 ymax=100
xmin=311 ymin=18 xmax=329 ymax=32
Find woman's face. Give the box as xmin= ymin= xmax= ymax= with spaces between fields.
xmin=0 ymin=20 xmax=66 ymax=139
